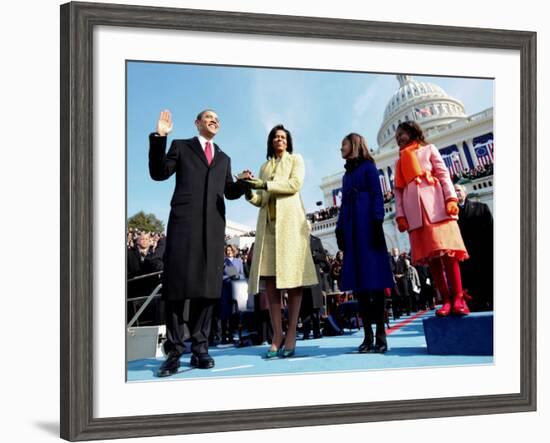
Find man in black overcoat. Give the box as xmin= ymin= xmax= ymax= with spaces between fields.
xmin=454 ymin=184 xmax=494 ymax=311
xmin=149 ymin=109 xmax=245 ymax=376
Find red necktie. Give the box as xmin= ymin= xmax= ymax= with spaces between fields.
xmin=205 ymin=141 xmax=213 ymax=165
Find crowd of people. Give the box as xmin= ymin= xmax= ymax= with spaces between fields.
xmin=307 ymin=205 xmax=339 ymax=224
xmin=450 ymin=163 xmax=493 ymax=184
xmin=127 ymin=228 xmax=165 ymax=255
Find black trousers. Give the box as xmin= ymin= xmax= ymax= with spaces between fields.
xmin=164 ymin=298 xmax=216 ymax=356
xmin=390 ymin=285 xmax=401 ymax=320
xmin=356 ymin=290 xmax=387 ymax=347
xmin=396 ymin=277 xmax=411 ymax=316
xmin=300 ymin=292 xmax=321 ymax=337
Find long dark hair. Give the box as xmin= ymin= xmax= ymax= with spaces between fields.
xmin=266 ymin=124 xmax=293 ymax=159
xmin=396 ymin=121 xmax=428 ymax=145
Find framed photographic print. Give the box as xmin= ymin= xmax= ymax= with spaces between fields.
xmin=60 ymin=1 xmax=536 ymax=440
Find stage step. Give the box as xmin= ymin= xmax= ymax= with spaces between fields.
xmin=422 ymin=312 xmax=493 ymax=355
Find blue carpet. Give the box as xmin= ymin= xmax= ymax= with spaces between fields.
xmin=127 ymin=309 xmax=493 ymax=382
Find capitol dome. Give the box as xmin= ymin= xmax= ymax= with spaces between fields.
xmin=377 ymin=75 xmax=467 ymax=149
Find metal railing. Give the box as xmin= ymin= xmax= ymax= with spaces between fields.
xmin=127 ymin=271 xmax=163 ymax=328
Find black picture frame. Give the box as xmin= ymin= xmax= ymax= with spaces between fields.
xmin=60 ymin=1 xmax=537 ymax=441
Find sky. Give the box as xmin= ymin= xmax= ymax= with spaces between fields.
xmin=127 ymin=61 xmax=493 ymax=230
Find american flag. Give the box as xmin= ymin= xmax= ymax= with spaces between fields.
xmin=474 ymin=141 xmax=494 ymax=166
xmin=379 ymin=170 xmax=389 ymax=193
xmin=415 ymin=106 xmax=432 ymax=118
xmin=442 ymin=151 xmax=464 ymax=177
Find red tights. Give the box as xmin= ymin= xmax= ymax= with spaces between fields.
xmin=428 ymin=255 xmax=463 ymax=299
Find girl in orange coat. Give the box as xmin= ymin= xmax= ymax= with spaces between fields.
xmin=393 ymin=121 xmax=469 ymax=316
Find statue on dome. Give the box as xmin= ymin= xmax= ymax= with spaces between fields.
xmin=397 ymin=74 xmax=412 ymax=86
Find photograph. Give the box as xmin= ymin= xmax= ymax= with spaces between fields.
xmin=2 ymin=0 xmax=545 ymax=442
xmin=125 ymin=61 xmax=496 ymax=382
xmin=57 ymin=1 xmax=537 ymax=441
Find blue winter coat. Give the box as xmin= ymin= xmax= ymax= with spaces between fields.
xmin=336 ymin=159 xmax=394 ymax=292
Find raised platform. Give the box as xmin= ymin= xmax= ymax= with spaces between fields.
xmin=422 ymin=311 xmax=493 ymax=356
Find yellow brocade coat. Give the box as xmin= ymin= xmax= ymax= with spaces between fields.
xmin=247 ymin=151 xmax=318 ymax=295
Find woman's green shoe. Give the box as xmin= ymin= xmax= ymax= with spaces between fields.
xmin=281 ymin=348 xmax=295 ymax=358
xmin=265 ymin=348 xmax=280 ymax=359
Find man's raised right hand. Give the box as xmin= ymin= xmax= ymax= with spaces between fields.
xmin=156 ymin=110 xmax=173 ymax=136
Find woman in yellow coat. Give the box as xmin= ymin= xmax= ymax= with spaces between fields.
xmin=241 ymin=124 xmax=318 ymax=358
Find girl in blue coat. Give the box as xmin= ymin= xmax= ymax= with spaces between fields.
xmin=335 ymin=133 xmax=394 ymax=353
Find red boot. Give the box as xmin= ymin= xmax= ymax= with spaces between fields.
xmin=441 ymin=255 xmax=469 ymax=316
xmin=452 ymin=291 xmax=470 ymax=316
xmin=436 ymin=292 xmax=452 ymax=317
xmin=430 ymin=258 xmax=452 ymax=317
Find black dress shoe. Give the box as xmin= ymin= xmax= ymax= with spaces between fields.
xmin=358 ymin=340 xmax=374 ymax=353
xmin=190 ymin=353 xmax=215 ymax=369
xmin=312 ymin=332 xmax=322 ymax=339
xmin=156 ymin=351 xmax=181 ymax=377
xmin=375 ymin=344 xmax=388 ymax=354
